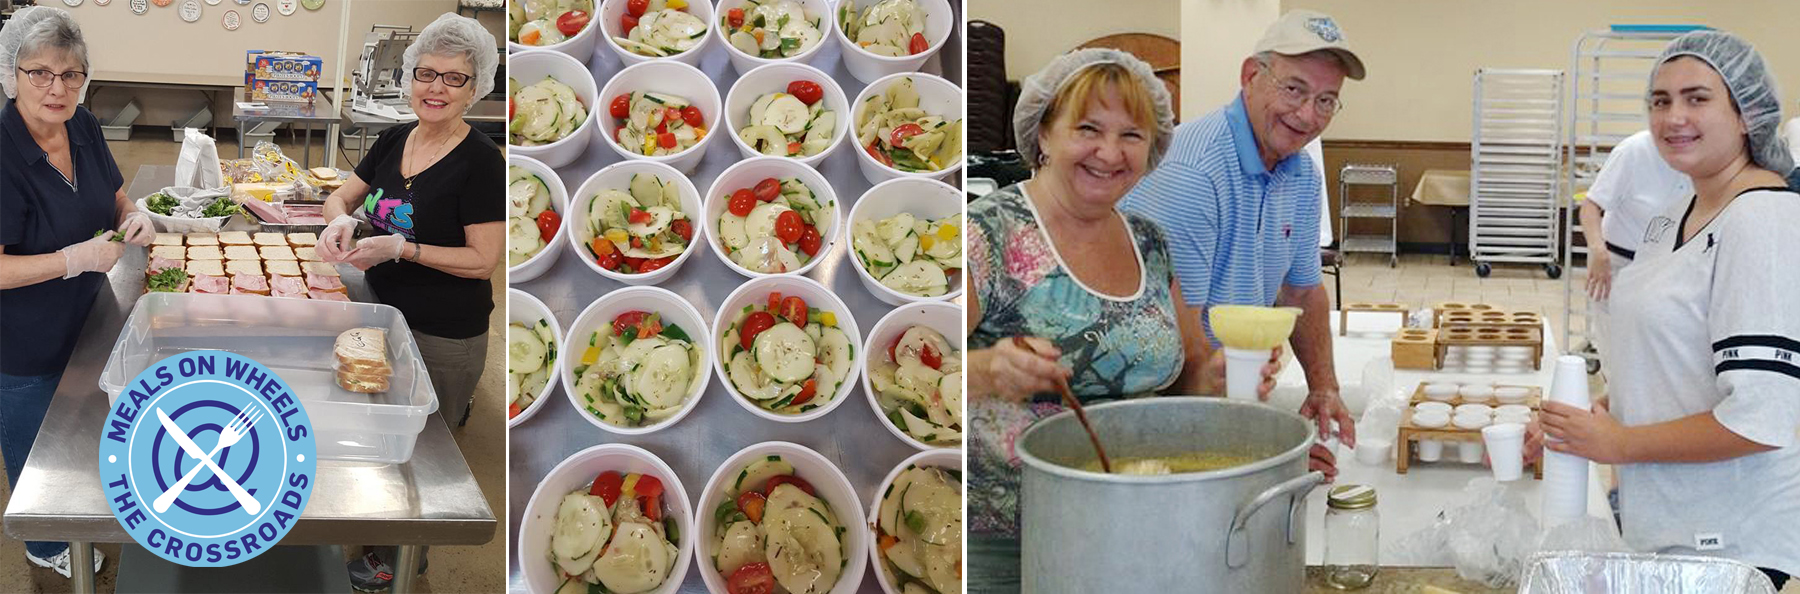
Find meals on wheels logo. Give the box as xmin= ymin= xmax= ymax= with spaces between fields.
xmin=99 ymin=351 xmax=317 ymax=567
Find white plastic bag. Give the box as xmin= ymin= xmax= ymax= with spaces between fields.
xmin=174 ymin=128 xmax=225 ymax=190
xmin=138 ymin=186 xmax=235 ymax=233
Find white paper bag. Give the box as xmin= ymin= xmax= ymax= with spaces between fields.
xmin=174 ymin=128 xmax=225 ymax=190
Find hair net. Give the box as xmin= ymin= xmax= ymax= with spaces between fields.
xmin=0 ymin=6 xmax=89 ymax=101
xmin=1652 ymin=30 xmax=1792 ymax=174
xmin=1013 ymin=48 xmax=1176 ymax=170
xmin=402 ymin=13 xmax=499 ymax=111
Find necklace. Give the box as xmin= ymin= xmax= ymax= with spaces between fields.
xmin=403 ymin=124 xmax=461 ymax=190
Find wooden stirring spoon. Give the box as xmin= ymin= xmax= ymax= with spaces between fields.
xmin=1012 ymin=336 xmax=1111 ymax=473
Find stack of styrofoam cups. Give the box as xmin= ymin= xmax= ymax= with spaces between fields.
xmin=1542 ymin=355 xmax=1592 ymax=526
xmin=1223 ymin=347 xmax=1266 ymax=401
xmin=1482 ymin=422 xmax=1527 ymax=481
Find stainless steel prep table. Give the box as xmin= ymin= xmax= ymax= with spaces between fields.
xmin=3 ymin=165 xmax=497 ymax=594
xmin=506 ymin=15 xmax=966 ymax=594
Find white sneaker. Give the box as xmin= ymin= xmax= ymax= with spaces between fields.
xmin=26 ymin=547 xmax=105 ymax=579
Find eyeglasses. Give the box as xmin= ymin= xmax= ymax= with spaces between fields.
xmin=17 ymin=68 xmax=88 ymax=89
xmin=412 ymin=68 xmax=472 ymax=88
xmin=1258 ymin=64 xmax=1343 ymax=117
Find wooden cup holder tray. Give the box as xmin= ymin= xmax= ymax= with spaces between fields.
xmin=1435 ymin=326 xmax=1543 ymax=369
xmin=1398 ymin=383 xmax=1544 ymax=478
xmin=1340 ymin=302 xmax=1409 ymax=336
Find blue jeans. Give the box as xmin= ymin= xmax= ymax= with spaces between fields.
xmin=0 ymin=371 xmax=69 ymax=558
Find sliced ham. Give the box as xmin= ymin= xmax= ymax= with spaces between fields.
xmin=232 ymin=274 xmax=270 ymax=292
xmin=309 ymin=290 xmax=350 ymax=302
xmin=191 ymin=274 xmax=229 ymax=294
xmin=306 ymin=273 xmax=345 ymax=292
xmin=237 ymin=197 xmax=286 ymax=223
xmin=269 ymin=275 xmax=307 ymax=294
xmin=271 ymin=287 xmax=309 ymax=299
xmin=148 ymin=256 xmax=183 ymax=274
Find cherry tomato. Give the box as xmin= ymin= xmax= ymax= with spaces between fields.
xmin=790 ymin=378 xmax=817 ymax=406
xmin=622 ymin=256 xmax=646 ymax=272
xmin=867 ymin=141 xmax=893 ymax=167
xmin=797 ymin=225 xmax=821 ymax=256
xmin=629 ymin=236 xmax=642 ymax=249
xmin=766 ymin=292 xmax=783 ymax=312
xmin=508 ymin=99 xmax=514 ymax=119
xmin=763 ymin=475 xmax=816 ymax=496
xmin=535 ymin=210 xmax=561 ymax=243
xmin=663 ymin=107 xmax=683 ymax=127
xmin=637 ymin=256 xmax=676 ymax=273
xmin=920 ymin=344 xmax=942 ymax=370
xmin=628 ymin=208 xmax=653 ymax=225
xmin=908 ymin=32 xmax=928 ymax=55
xmin=633 ymin=474 xmax=665 ymax=498
xmin=890 ymin=123 xmax=926 ymax=148
xmin=726 ymin=563 xmax=775 ymax=594
xmin=779 ymin=295 xmax=808 ymax=327
xmin=727 ymin=7 xmax=746 ymax=28
xmin=736 ymin=491 xmax=767 ymax=523
xmin=508 ymin=402 xmax=522 ymax=419
xmin=785 ymin=80 xmax=823 ymax=105
xmin=613 ymin=311 xmax=650 ymax=336
xmin=670 ymin=219 xmax=694 ymax=242
xmin=739 ymin=311 xmax=777 ymax=350
xmin=675 ymin=106 xmax=703 ymax=129
xmin=625 ymin=0 xmax=648 ymax=16
xmin=753 ymin=178 xmax=781 ymax=202
xmin=787 ymin=141 xmax=802 ymax=155
xmin=589 ymin=471 xmax=624 ymax=506
xmin=655 ymin=118 xmax=668 ymax=135
xmin=621 ymin=13 xmax=640 ymax=34
xmin=774 ymin=210 xmax=803 ymax=244
xmin=728 ymin=188 xmax=757 ymax=217
xmin=555 ymin=10 xmax=590 ymax=36
xmin=609 ymin=93 xmax=632 ymax=119
xmin=639 ymin=493 xmax=663 ymax=521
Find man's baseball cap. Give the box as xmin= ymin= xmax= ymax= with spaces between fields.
xmin=1253 ymin=10 xmax=1366 ymax=80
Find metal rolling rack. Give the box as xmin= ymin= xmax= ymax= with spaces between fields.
xmin=1470 ymin=68 xmax=1565 ymax=279
xmin=1562 ymin=28 xmax=1689 ymax=371
xmin=1339 ymin=163 xmax=1400 ymax=266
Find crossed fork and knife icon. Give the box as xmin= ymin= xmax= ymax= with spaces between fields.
xmin=152 ymin=406 xmax=265 ymax=516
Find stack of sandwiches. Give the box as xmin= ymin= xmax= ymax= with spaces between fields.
xmin=334 ymin=327 xmax=391 ymax=394
xmin=149 ymin=231 xmax=346 ymax=301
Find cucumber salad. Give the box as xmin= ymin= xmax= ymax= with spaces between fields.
xmin=855 ymin=77 xmax=963 ymax=173
xmin=579 ymin=173 xmax=695 ymax=275
xmin=870 ymin=325 xmax=961 ymax=446
xmin=610 ymin=91 xmax=707 ymax=156
xmin=720 ymin=292 xmax=853 ymax=415
xmin=839 ymin=0 xmax=929 ymax=57
xmin=711 ymin=455 xmax=847 ymax=594
xmin=508 ymin=166 xmax=562 ymax=268
xmin=738 ymin=81 xmax=836 ymax=158
xmin=549 ymin=470 xmax=679 ymax=594
xmin=508 ymin=319 xmax=559 ymax=420
xmin=511 ymin=76 xmax=588 ymax=147
xmin=717 ymin=177 xmax=832 ymax=274
xmin=510 ymin=0 xmax=593 ymax=47
xmin=615 ymin=0 xmax=707 ymax=58
xmin=852 ymin=212 xmax=960 ymax=297
xmin=573 ymin=311 xmax=703 ymax=428
xmin=874 ymin=465 xmax=962 ymax=594
xmin=722 ymin=0 xmax=824 ymax=59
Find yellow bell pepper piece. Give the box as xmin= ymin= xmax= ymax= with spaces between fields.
xmin=936 ymin=223 xmax=958 ymax=241
xmin=642 ymin=133 xmax=657 ymax=154
xmin=620 ymin=473 xmax=640 ymax=501
xmin=920 ymin=234 xmax=936 ymax=250
xmin=668 ymin=0 xmax=688 ymax=8
xmin=581 ymin=346 xmax=601 ymax=365
xmin=818 ymin=311 xmax=837 ymax=327
xmin=604 ymin=229 xmax=630 ymax=244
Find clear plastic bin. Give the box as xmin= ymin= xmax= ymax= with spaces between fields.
xmin=100 ymin=292 xmax=439 ymax=464
xmin=1521 ymin=551 xmax=1780 ymax=594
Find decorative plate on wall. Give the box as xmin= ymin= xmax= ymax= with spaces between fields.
xmin=130 ymin=0 xmax=148 ymax=14
xmin=179 ymin=0 xmax=202 ymax=22
xmin=300 ymin=0 xmax=322 ymax=9
xmin=222 ymin=8 xmax=240 ymax=29
xmin=251 ymin=1 xmax=269 ymax=22
xmin=151 ymin=0 xmax=173 ymax=7
xmin=276 ymin=0 xmax=295 ymax=15
xmin=61 ymin=0 xmax=83 ymax=8
xmin=95 ymin=0 xmax=112 ymax=6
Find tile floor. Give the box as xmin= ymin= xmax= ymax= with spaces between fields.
xmin=0 ymin=131 xmax=507 ymax=593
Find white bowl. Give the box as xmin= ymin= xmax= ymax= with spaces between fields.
xmin=710 ymin=275 xmax=862 ymax=423
xmin=862 ymin=301 xmax=962 ymax=450
xmin=1423 ymin=383 xmax=1459 ymax=401
xmin=507 ymin=5 xmax=603 ymax=66
xmin=508 ymin=50 xmax=600 ymax=169
xmin=1454 ymin=403 xmax=1493 ymax=418
xmin=563 ymin=160 xmax=707 ymax=285
xmin=508 ymin=288 xmax=562 ymax=429
xmin=722 ymin=61 xmax=850 ymax=167
xmin=830 ymin=0 xmax=954 ymax=84
xmin=507 ymin=155 xmax=570 ymax=284
xmin=702 ymin=156 xmax=842 ymax=279
xmin=597 ymin=60 xmax=723 ymax=175
xmin=845 ymin=177 xmax=965 ymax=306
xmin=848 ymin=71 xmax=966 ymax=185
xmin=1414 ymin=401 xmax=1452 ymax=416
xmin=599 ymin=0 xmax=717 ymax=67
xmin=1494 ymin=386 xmax=1532 ymax=403
xmin=559 ymin=286 xmax=713 ymax=435
xmin=518 ymin=443 xmax=694 ymax=594
xmin=712 ymin=0 xmax=837 ymax=75
xmin=867 ymin=448 xmax=961 ymax=594
xmin=695 ymin=441 xmax=868 ymax=594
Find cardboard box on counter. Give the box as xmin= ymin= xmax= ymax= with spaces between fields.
xmin=245 ymin=50 xmax=323 ymax=82
xmin=247 ymin=79 xmax=319 ymax=104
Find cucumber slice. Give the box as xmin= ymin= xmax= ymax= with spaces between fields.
xmin=893 ymin=232 xmax=919 ymax=265
xmin=763 ymin=506 xmax=842 ymax=593
xmin=747 ymin=93 xmax=778 ymax=127
xmin=729 ymin=31 xmax=760 ymax=56
xmin=532 ymin=318 xmax=557 ymax=348
xmin=817 ymin=326 xmax=853 ymax=387
xmin=731 ymin=454 xmax=795 ymax=496
xmin=875 ymin=213 xmax=916 ymax=247
xmin=660 ymin=176 xmax=681 ymax=209
xmin=508 ymin=218 xmax=544 ymax=256
xmin=642 ymin=92 xmax=690 ymax=109
xmin=507 ymin=167 xmax=537 ymax=218
xmin=744 ymin=202 xmax=791 ymax=246
xmin=718 ymin=211 xmax=750 ymax=251
xmin=633 ymin=343 xmax=692 ymax=409
xmin=729 ymin=351 xmax=781 ymax=401
xmin=752 ymin=322 xmax=816 ymax=384
xmin=886 ymin=77 xmax=920 ymax=110
xmin=629 ymin=173 xmax=664 ymax=206
xmin=715 ymin=521 xmax=765 ymax=575
xmin=593 ymin=522 xmax=672 ymax=593
xmin=760 ymin=93 xmax=811 ymax=135
xmin=590 ymin=189 xmax=638 ymax=234
xmin=738 ymin=124 xmax=789 ymax=156
xmin=802 ymin=110 xmax=835 ymax=148
xmin=614 ymin=36 xmax=668 ymax=57
xmin=628 ymin=205 xmax=676 ymax=237
xmin=508 ymin=323 xmax=546 ymax=374
xmin=551 ymin=492 xmax=608 ymax=568
xmin=780 ymin=179 xmax=818 ymax=210
xmin=880 ymin=260 xmax=949 ymax=297
xmin=852 ymin=220 xmax=896 ymax=273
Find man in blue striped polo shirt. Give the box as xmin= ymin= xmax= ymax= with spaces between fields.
xmin=1121 ymin=9 xmax=1365 ymax=454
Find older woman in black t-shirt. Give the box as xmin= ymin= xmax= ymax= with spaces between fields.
xmin=316 ymin=13 xmax=503 ymax=432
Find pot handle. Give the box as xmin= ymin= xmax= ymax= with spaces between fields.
xmin=1225 ymin=471 xmax=1325 ymax=569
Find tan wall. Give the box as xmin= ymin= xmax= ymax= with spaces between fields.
xmin=966 ymin=0 xmax=1178 ymax=80
xmin=1283 ymin=0 xmax=1800 ymax=142
xmin=1180 ymin=0 xmax=1280 ymax=120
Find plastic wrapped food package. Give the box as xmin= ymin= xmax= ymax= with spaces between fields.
xmin=1521 ymin=551 xmax=1781 ymax=594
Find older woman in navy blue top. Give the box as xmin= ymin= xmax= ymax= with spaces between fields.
xmin=0 ymin=6 xmax=151 ymax=578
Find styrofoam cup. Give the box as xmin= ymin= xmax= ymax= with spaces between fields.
xmin=1417 ymin=439 xmax=1443 ymax=462
xmin=845 ymin=177 xmax=964 ymax=305
xmin=1355 ymin=438 xmax=1391 ymax=466
xmin=507 ymin=50 xmax=600 ymax=169
xmin=1483 ymin=422 xmax=1527 ymax=481
xmin=831 ymin=0 xmax=954 ymax=84
xmin=563 ymin=160 xmax=707 ymax=286
xmin=714 ymin=0 xmax=838 ymax=74
xmin=723 ymin=61 xmax=850 ymax=167
xmin=1222 ymin=347 xmax=1267 ymax=401
xmin=1458 ymin=441 xmax=1484 ymax=464
xmin=599 ymin=0 xmax=717 ymax=67
xmin=1549 ymin=355 xmax=1592 ymax=409
xmin=848 ymin=72 xmax=964 ymax=185
xmin=597 ymin=60 xmax=722 ymax=175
